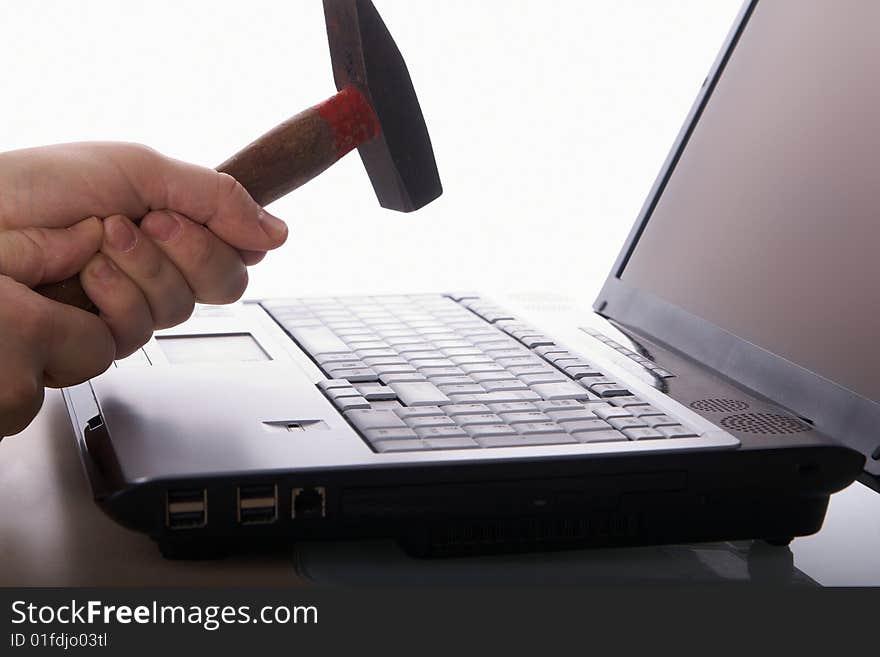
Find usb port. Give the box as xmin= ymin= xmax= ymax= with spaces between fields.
xmin=166 ymin=488 xmax=207 ymax=529
xmin=237 ymin=484 xmax=278 ymax=525
xmin=292 ymin=486 xmax=326 ymax=519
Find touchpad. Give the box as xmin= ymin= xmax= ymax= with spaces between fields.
xmin=156 ymin=333 xmax=271 ymax=364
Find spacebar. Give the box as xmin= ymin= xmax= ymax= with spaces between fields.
xmin=288 ymin=325 xmax=349 ymax=355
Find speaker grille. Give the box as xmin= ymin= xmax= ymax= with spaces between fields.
xmin=720 ymin=412 xmax=810 ymax=435
xmin=690 ymin=398 xmax=750 ymax=413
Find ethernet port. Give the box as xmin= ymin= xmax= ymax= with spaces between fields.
xmin=292 ymin=486 xmax=326 ymax=519
xmin=166 ymin=488 xmax=207 ymax=529
xmin=237 ymin=484 xmax=278 ymax=525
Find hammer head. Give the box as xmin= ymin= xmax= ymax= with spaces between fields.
xmin=323 ymin=0 xmax=442 ymax=212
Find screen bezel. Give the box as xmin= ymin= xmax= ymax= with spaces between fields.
xmin=593 ymin=0 xmax=880 ymax=473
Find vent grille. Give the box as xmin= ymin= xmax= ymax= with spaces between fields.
xmin=690 ymin=398 xmax=750 ymax=413
xmin=720 ymin=412 xmax=810 ymax=435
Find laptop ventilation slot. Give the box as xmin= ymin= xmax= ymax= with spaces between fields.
xmin=719 ymin=413 xmax=810 ymax=435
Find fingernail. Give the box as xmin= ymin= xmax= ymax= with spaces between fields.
xmin=258 ymin=209 xmax=288 ymax=243
xmin=105 ymin=215 xmax=137 ymax=252
xmin=91 ymin=255 xmax=118 ymax=281
xmin=142 ymin=211 xmax=181 ymax=242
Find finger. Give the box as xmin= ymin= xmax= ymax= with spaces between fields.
xmin=140 ymin=210 xmax=249 ymax=304
xmin=239 ymin=249 xmax=267 ymax=266
xmin=0 ymin=143 xmax=288 ymax=251
xmin=0 ymin=216 xmax=102 ymax=287
xmin=101 ymin=214 xmax=195 ymax=329
xmin=0 ymin=347 xmax=44 ymax=437
xmin=0 ymin=306 xmax=44 ymax=436
xmin=0 ymin=275 xmax=115 ymax=393
xmin=79 ymin=253 xmax=154 ymax=358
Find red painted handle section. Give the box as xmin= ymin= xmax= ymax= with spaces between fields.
xmin=314 ymin=85 xmax=381 ymax=160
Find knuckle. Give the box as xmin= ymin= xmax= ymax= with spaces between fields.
xmin=121 ymin=142 xmax=161 ymax=165
xmin=186 ymin=224 xmax=214 ymax=268
xmin=215 ymin=172 xmax=243 ymax=204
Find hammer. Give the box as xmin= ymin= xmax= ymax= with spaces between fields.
xmin=37 ymin=0 xmax=442 ymax=312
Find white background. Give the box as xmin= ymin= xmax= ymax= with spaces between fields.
xmin=0 ymin=0 xmax=742 ymax=302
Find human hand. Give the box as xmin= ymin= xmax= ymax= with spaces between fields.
xmin=0 ymin=142 xmax=288 ymax=436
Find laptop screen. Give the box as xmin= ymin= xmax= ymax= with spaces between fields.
xmin=619 ymin=0 xmax=880 ymax=404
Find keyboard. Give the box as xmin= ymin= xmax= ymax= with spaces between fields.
xmin=261 ymin=294 xmax=700 ymax=453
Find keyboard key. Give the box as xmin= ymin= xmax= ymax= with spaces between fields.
xmin=623 ymin=427 xmax=666 ymax=440
xmin=373 ymin=439 xmax=430 ymax=452
xmin=573 ymin=429 xmax=627 ymax=443
xmin=476 ymin=434 xmax=577 ymax=448
xmin=589 ymin=383 xmax=631 ymax=397
xmin=331 ymin=396 xmax=371 ymax=412
xmin=562 ymin=366 xmax=603 ymax=379
xmin=471 ymin=371 xmax=517 ymax=383
xmin=422 ymin=437 xmax=480 ymax=450
xmin=565 ymin=419 xmax=613 ymax=433
xmin=416 ymin=358 xmax=456 ymax=369
xmin=414 ymin=426 xmax=469 ymax=439
xmin=325 ymin=367 xmax=379 ymax=382
xmin=609 ymin=417 xmax=649 ymax=431
xmin=646 ymin=414 xmax=679 ymax=427
xmin=518 ymin=372 xmax=568 ymax=385
xmin=437 ymin=383 xmax=486 ymax=396
xmin=532 ymin=382 xmax=592 ymax=401
xmin=356 ymin=383 xmax=397 ymax=401
xmin=463 ymin=424 xmax=518 ymax=438
xmin=389 ymin=381 xmax=451 ymax=407
xmin=429 ymin=376 xmax=476 ymax=386
xmin=499 ymin=411 xmax=551 ymax=425
xmin=289 ymin=325 xmax=350 ymax=355
xmin=507 ymin=364 xmax=554 ymax=376
xmin=379 ymin=373 xmax=428 ymax=384
xmin=651 ymin=369 xmax=675 ymax=379
xmin=488 ymin=402 xmax=539 ymax=414
xmin=443 ymin=404 xmax=492 ymax=416
xmin=515 ymin=422 xmax=565 ymax=435
xmin=460 ymin=363 xmax=506 ymax=375
xmin=631 ymin=405 xmax=664 ymax=417
xmin=404 ymin=416 xmax=458 ymax=429
xmin=364 ymin=427 xmax=419 ymax=441
xmin=607 ymin=396 xmax=650 ymax=408
xmin=326 ymin=387 xmax=362 ymax=400
xmin=405 ymin=350 xmax=446 ymax=362
xmin=593 ymin=406 xmax=633 ymax=420
xmin=534 ymin=400 xmax=586 ymax=411
xmin=660 ymin=425 xmax=699 ymax=438
xmin=482 ymin=380 xmax=530 ymax=392
xmin=362 ymin=356 xmax=409 ymax=367
xmin=318 ymin=379 xmax=355 ymax=391
xmin=421 ymin=367 xmax=467 ymax=379
xmin=545 ymin=408 xmax=598 ymax=423
xmin=315 ymin=352 xmax=359 ymax=364
xmin=449 ymin=355 xmax=495 ymax=366
xmin=373 ymin=364 xmax=419 ymax=375
xmin=346 ymin=409 xmax=409 ymax=431
xmin=495 ymin=355 xmax=547 ymax=367
xmin=395 ymin=406 xmax=445 ymax=419
xmin=521 ymin=335 xmax=554 ymax=348
xmin=453 ymin=413 xmax=504 ymax=427
xmin=467 ymin=391 xmax=542 ymax=404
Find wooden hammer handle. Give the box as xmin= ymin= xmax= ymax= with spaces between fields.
xmin=35 ymin=85 xmax=379 ymax=313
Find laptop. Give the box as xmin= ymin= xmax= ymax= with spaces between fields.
xmin=62 ymin=0 xmax=876 ymax=558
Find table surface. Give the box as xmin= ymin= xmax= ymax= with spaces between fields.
xmin=2 ymin=389 xmax=879 ymax=587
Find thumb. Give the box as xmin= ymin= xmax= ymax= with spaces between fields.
xmin=0 ymin=216 xmax=103 ymax=288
